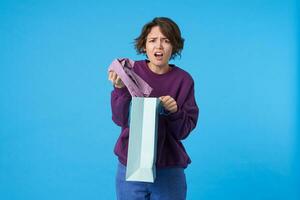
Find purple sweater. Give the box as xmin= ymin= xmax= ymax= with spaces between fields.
xmin=111 ymin=60 xmax=199 ymax=168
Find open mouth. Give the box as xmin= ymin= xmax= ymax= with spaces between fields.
xmin=154 ymin=52 xmax=163 ymax=59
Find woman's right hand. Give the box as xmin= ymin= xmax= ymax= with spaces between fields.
xmin=108 ymin=71 xmax=125 ymax=88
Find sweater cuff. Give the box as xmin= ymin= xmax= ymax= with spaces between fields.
xmin=113 ymin=86 xmax=130 ymax=96
xmin=167 ymin=108 xmax=183 ymax=121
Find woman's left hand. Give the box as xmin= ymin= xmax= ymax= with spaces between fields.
xmin=159 ymin=96 xmax=178 ymax=113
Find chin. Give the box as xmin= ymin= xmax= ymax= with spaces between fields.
xmin=152 ymin=60 xmax=167 ymax=67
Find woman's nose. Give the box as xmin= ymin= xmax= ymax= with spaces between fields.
xmin=155 ymin=41 xmax=163 ymax=48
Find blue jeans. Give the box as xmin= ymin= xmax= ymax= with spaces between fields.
xmin=116 ymin=162 xmax=187 ymax=200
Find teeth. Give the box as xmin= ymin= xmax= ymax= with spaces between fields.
xmin=155 ymin=53 xmax=163 ymax=56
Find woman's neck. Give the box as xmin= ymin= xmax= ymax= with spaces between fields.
xmin=147 ymin=62 xmax=170 ymax=75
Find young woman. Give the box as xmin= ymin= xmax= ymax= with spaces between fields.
xmin=108 ymin=17 xmax=199 ymax=200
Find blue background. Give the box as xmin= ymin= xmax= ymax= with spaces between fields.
xmin=0 ymin=0 xmax=299 ymax=199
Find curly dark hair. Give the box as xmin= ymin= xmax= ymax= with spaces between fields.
xmin=134 ymin=17 xmax=185 ymax=60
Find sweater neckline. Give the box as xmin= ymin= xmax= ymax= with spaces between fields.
xmin=142 ymin=60 xmax=177 ymax=77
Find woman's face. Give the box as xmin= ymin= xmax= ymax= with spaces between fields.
xmin=144 ymin=26 xmax=173 ymax=68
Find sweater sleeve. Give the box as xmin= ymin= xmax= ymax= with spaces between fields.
xmin=165 ymin=81 xmax=199 ymax=140
xmin=110 ymin=86 xmax=132 ymax=127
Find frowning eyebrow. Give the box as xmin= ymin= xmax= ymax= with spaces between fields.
xmin=147 ymin=37 xmax=169 ymax=39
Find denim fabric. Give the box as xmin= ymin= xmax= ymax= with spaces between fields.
xmin=116 ymin=162 xmax=187 ymax=200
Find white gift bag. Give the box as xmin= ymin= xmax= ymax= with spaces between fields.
xmin=126 ymin=97 xmax=161 ymax=183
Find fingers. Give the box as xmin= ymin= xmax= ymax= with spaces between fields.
xmin=169 ymin=103 xmax=178 ymax=111
xmin=164 ymin=96 xmax=174 ymax=105
xmin=108 ymin=71 xmax=117 ymax=83
xmin=108 ymin=71 xmax=124 ymax=88
xmin=112 ymin=72 xmax=117 ymax=83
xmin=160 ymin=96 xmax=173 ymax=105
xmin=159 ymin=95 xmax=178 ymax=113
xmin=115 ymin=76 xmax=122 ymax=85
xmin=108 ymin=71 xmax=112 ymax=81
xmin=108 ymin=71 xmax=115 ymax=82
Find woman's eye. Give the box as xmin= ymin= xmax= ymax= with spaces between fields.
xmin=165 ymin=39 xmax=170 ymax=43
